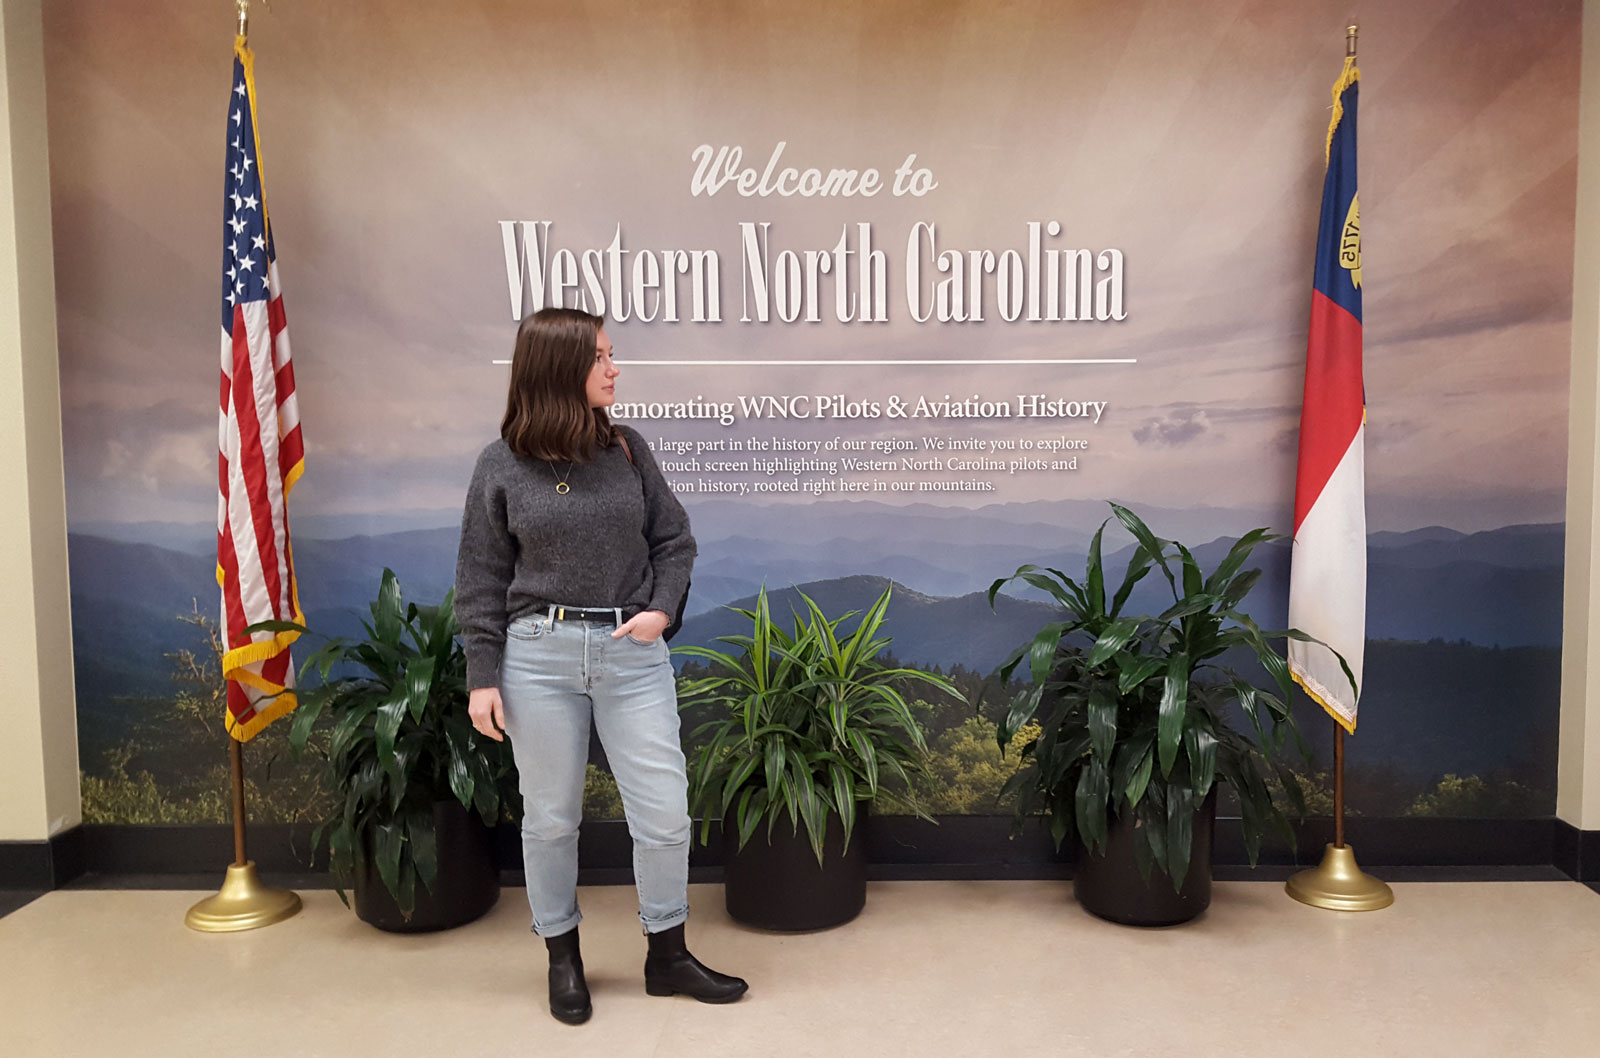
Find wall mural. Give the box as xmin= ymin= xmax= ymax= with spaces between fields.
xmin=45 ymin=0 xmax=1577 ymax=831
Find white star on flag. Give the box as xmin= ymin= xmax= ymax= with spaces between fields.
xmin=242 ymin=195 xmax=258 ymax=211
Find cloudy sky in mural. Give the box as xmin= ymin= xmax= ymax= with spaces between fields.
xmin=46 ymin=0 xmax=1577 ymax=534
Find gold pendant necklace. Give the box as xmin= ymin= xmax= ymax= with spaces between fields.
xmin=546 ymin=461 xmax=573 ymax=495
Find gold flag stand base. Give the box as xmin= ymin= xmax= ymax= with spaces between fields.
xmin=185 ymin=861 xmax=302 ymax=933
xmin=1285 ymin=843 xmax=1394 ymax=912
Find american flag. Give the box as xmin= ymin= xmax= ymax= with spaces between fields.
xmin=217 ymin=39 xmax=305 ymax=742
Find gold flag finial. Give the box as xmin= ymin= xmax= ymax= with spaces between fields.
xmin=1346 ymin=24 xmax=1358 ymax=58
xmin=237 ymin=1 xmax=249 ymax=39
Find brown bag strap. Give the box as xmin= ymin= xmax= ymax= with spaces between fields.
xmin=616 ymin=430 xmax=634 ymax=464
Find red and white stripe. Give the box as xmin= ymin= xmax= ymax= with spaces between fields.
xmin=1288 ymin=293 xmax=1365 ymax=733
xmin=218 ymin=258 xmax=304 ymax=741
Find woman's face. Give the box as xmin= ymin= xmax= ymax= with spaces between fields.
xmin=586 ymin=328 xmax=619 ymax=408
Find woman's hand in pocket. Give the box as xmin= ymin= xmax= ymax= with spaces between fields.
xmin=469 ymin=686 xmax=506 ymax=741
xmin=614 ymin=609 xmax=669 ymax=643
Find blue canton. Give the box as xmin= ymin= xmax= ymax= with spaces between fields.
xmin=220 ymin=56 xmax=274 ymax=331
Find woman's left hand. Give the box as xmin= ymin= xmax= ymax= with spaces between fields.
xmin=614 ymin=608 xmax=670 ymax=643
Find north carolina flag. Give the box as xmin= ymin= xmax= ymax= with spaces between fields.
xmin=1288 ymin=56 xmax=1364 ymax=733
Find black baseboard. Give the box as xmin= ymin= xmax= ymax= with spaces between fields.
xmin=7 ymin=814 xmax=1593 ymax=889
xmin=1553 ymin=819 xmax=1600 ymax=882
xmin=0 ymin=826 xmax=87 ymax=890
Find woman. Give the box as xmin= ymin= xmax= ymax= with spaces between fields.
xmin=455 ymin=307 xmax=746 ymax=1025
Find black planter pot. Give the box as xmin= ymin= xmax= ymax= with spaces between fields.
xmin=722 ymin=807 xmax=867 ymax=931
xmin=1072 ymin=790 xmax=1218 ymax=927
xmin=353 ymin=800 xmax=500 ymax=933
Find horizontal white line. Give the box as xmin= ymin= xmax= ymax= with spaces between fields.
xmin=489 ymin=358 xmax=1137 ymax=366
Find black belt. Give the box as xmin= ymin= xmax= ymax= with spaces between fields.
xmin=546 ymin=605 xmax=637 ymax=623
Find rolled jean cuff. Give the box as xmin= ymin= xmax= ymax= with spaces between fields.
xmin=639 ymin=906 xmax=689 ymax=934
xmin=530 ymin=909 xmax=583 ymax=939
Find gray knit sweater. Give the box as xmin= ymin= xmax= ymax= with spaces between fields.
xmin=454 ymin=425 xmax=695 ymax=690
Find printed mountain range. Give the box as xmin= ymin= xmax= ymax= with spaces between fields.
xmin=67 ymin=504 xmax=1562 ymax=796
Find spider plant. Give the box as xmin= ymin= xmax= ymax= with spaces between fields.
xmin=676 ymin=584 xmax=960 ymax=863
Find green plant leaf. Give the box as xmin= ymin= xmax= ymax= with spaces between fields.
xmin=1175 ymin=543 xmax=1203 ymax=599
xmin=1143 ymin=795 xmax=1169 ymax=878
xmin=1110 ymin=544 xmax=1154 ymax=617
xmin=1166 ymin=787 xmax=1194 ymax=890
xmin=373 ymin=569 xmax=404 ymax=646
xmin=1125 ymin=740 xmax=1155 ymax=809
xmin=829 ymin=762 xmax=856 ymax=852
xmin=1202 ymin=527 xmax=1275 ymax=595
xmin=372 ymin=820 xmax=404 ymax=908
xmin=403 ymin=655 xmax=436 ymax=725
xmin=242 ymin=619 xmax=310 ymax=635
xmin=1085 ymin=519 xmax=1108 ymax=617
xmin=287 ymin=691 xmax=329 ymax=757
xmin=1087 ymin=689 xmax=1117 ymax=763
xmin=1001 ymin=685 xmax=1045 ymax=747
xmin=1109 ymin=503 xmax=1175 ymax=593
xmin=1157 ymin=653 xmax=1190 ymax=777
xmin=1116 ymin=653 xmax=1165 ymax=696
xmin=1086 ymin=617 xmax=1141 ymax=669
xmin=720 ymin=752 xmax=762 ymax=814
xmin=1074 ymin=761 xmax=1110 ymax=853
xmin=1184 ymin=726 xmax=1218 ymax=798
xmin=763 ymin=737 xmax=788 ymax=798
xmin=375 ymin=692 xmax=408 ymax=781
xmin=407 ymin=808 xmax=439 ymax=892
xmin=446 ymin=740 xmax=475 ymax=809
xmin=1028 ymin=622 xmax=1068 ymax=686
xmin=1220 ymin=567 xmax=1263 ymax=609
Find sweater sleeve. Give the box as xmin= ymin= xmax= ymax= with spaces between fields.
xmin=621 ymin=427 xmax=697 ymax=616
xmin=455 ymin=445 xmax=517 ymax=690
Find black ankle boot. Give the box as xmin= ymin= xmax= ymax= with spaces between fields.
xmin=544 ymin=928 xmax=592 ymax=1024
xmin=643 ymin=924 xmax=748 ymax=1003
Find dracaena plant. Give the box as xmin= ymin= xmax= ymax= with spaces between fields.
xmin=259 ymin=570 xmax=515 ymax=918
xmin=989 ymin=503 xmax=1353 ymax=891
xmin=676 ymin=584 xmax=960 ymax=863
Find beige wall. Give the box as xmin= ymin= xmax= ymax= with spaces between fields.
xmin=0 ymin=0 xmax=78 ymax=843
xmin=1560 ymin=0 xmax=1600 ymax=830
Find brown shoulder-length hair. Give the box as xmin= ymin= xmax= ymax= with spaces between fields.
xmin=501 ymin=307 xmax=614 ymax=462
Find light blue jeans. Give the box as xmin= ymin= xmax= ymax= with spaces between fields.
xmin=498 ymin=608 xmax=691 ymax=937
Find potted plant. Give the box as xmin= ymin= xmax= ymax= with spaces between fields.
xmin=677 ymin=584 xmax=959 ymax=931
xmin=267 ymin=569 xmax=515 ymax=932
xmin=989 ymin=504 xmax=1352 ymax=926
